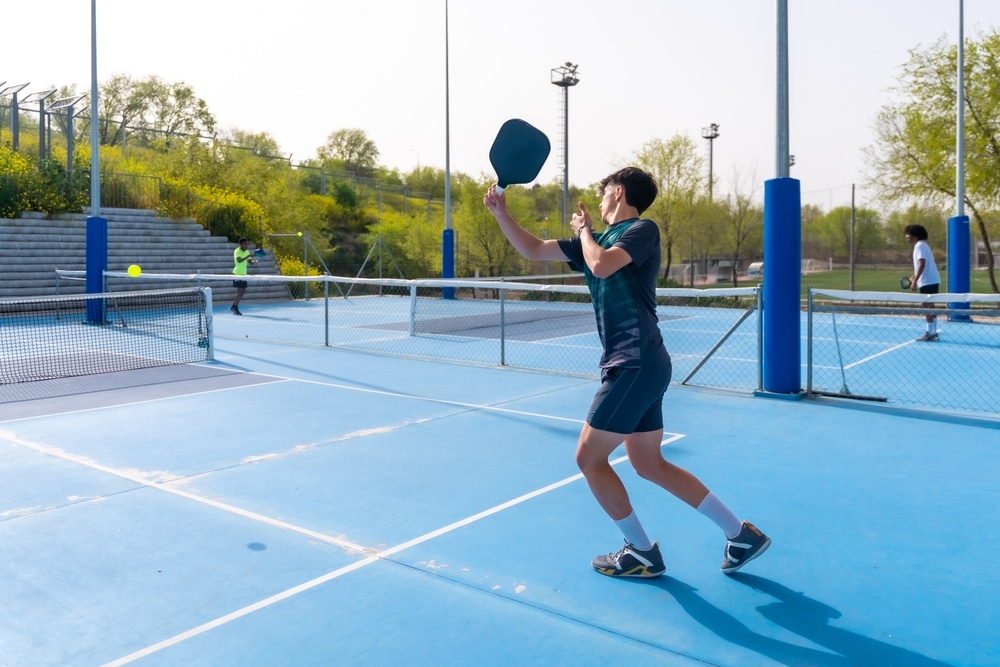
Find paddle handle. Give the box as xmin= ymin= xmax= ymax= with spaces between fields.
xmin=495 ymin=184 xmax=507 ymax=196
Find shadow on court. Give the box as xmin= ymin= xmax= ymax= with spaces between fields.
xmin=633 ymin=574 xmax=954 ymax=667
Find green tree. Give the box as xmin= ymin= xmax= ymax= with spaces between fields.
xmin=813 ymin=206 xmax=884 ymax=267
xmin=632 ymin=134 xmax=705 ymax=279
xmin=453 ymin=176 xmax=531 ymax=277
xmin=317 ymin=129 xmax=380 ymax=176
xmin=866 ymin=29 xmax=1000 ymax=292
xmin=717 ymin=167 xmax=764 ymax=286
xmin=95 ymin=74 xmax=215 ymax=147
xmin=802 ymin=203 xmax=829 ymax=264
xmin=404 ymin=165 xmax=448 ymax=200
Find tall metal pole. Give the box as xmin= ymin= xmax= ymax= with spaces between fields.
xmin=90 ymin=0 xmax=100 ymax=216
xmin=956 ymin=0 xmax=965 ymax=218
xmin=85 ymin=0 xmax=107 ymax=325
xmin=561 ymin=87 xmax=569 ymax=225
xmin=762 ymin=0 xmax=802 ymax=394
xmin=776 ymin=0 xmax=790 ymax=178
xmin=551 ymin=63 xmax=579 ymax=225
xmin=701 ymin=123 xmax=719 ymax=201
xmin=948 ymin=0 xmax=971 ymax=318
xmin=444 ymin=0 xmax=451 ymax=233
xmin=441 ymin=0 xmax=455 ymax=295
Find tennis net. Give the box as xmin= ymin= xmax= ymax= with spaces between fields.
xmin=83 ymin=270 xmax=761 ymax=390
xmin=0 ymin=287 xmax=212 ymax=384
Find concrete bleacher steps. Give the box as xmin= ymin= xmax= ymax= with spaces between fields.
xmin=0 ymin=208 xmax=291 ymax=303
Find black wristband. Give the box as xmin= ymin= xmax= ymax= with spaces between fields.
xmin=578 ymin=224 xmax=591 ymax=237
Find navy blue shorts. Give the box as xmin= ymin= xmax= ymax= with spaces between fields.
xmin=233 ymin=280 xmax=248 ymax=289
xmin=587 ymin=362 xmax=672 ymax=434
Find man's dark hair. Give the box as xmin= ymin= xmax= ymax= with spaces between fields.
xmin=238 ymin=237 xmax=249 ymax=244
xmin=599 ymin=167 xmax=658 ymax=215
xmin=904 ymin=224 xmax=929 ymax=241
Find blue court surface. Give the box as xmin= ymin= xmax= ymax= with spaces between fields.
xmin=1 ymin=333 xmax=998 ymax=666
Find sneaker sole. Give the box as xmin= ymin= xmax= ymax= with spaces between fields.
xmin=593 ymin=564 xmax=665 ymax=578
xmin=721 ymin=537 xmax=771 ymax=574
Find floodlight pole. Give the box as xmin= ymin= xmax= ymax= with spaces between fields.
xmin=86 ymin=0 xmax=106 ymax=325
xmin=761 ymin=0 xmax=802 ymax=395
xmin=956 ymin=0 xmax=965 ymax=221
xmin=90 ymin=0 xmax=101 ymax=217
xmin=442 ymin=0 xmax=454 ymax=297
xmin=701 ymin=123 xmax=719 ymax=202
xmin=949 ymin=0 xmax=971 ymax=319
xmin=551 ymin=62 xmax=579 ymax=227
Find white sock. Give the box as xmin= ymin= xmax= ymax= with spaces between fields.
xmin=697 ymin=492 xmax=743 ymax=539
xmin=613 ymin=511 xmax=653 ymax=551
xmin=928 ymin=320 xmax=937 ymax=334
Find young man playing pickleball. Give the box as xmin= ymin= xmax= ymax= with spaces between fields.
xmin=483 ymin=167 xmax=769 ymax=578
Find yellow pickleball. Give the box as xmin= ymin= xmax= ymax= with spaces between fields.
xmin=297 ymin=231 xmax=303 ymax=237
xmin=127 ymin=264 xmax=141 ymax=277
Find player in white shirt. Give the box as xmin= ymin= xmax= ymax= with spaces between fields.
xmin=905 ymin=224 xmax=941 ymax=342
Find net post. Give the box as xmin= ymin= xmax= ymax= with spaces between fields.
xmin=499 ymin=277 xmax=506 ymax=366
xmin=409 ymin=284 xmax=417 ymax=336
xmin=202 ymin=286 xmax=214 ymax=361
xmin=806 ymin=287 xmax=813 ymax=395
xmin=324 ymin=279 xmax=330 ymax=347
xmin=757 ymin=286 xmax=764 ymax=391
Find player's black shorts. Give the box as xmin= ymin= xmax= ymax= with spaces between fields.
xmin=233 ymin=280 xmax=248 ymax=289
xmin=587 ymin=362 xmax=672 ymax=434
xmin=919 ymin=283 xmax=939 ymax=295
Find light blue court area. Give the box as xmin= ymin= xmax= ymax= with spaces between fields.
xmin=1 ymin=339 xmax=997 ymax=666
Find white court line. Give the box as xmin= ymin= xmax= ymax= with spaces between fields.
xmin=843 ymin=340 xmax=914 ymax=370
xmin=100 ymin=431 xmax=685 ymax=666
xmin=276 ymin=374 xmax=594 ymax=424
xmin=0 ymin=429 xmax=369 ymax=554
xmin=4 ymin=365 xmax=683 ymax=663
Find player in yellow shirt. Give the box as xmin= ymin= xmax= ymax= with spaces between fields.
xmin=231 ymin=237 xmax=257 ymax=315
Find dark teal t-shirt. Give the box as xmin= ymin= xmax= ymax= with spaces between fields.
xmin=558 ymin=218 xmax=668 ymax=369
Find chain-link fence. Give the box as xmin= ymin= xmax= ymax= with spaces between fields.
xmin=35 ymin=270 xmax=1000 ymax=418
xmin=807 ymin=288 xmax=1000 ymax=415
xmin=799 ymin=183 xmax=922 ymax=288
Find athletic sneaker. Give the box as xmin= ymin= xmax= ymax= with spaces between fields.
xmin=592 ymin=541 xmax=665 ymax=578
xmin=915 ymin=332 xmax=938 ymax=342
xmin=721 ymin=521 xmax=770 ymax=574
xmin=231 ymin=305 xmax=242 ymax=316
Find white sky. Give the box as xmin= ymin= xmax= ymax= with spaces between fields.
xmin=4 ymin=1 xmax=996 ymax=211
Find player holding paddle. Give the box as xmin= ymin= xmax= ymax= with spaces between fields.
xmin=484 ymin=167 xmax=769 ymax=578
xmin=230 ymin=237 xmax=258 ymax=316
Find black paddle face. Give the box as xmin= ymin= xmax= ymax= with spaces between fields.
xmin=489 ymin=119 xmax=551 ymax=190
